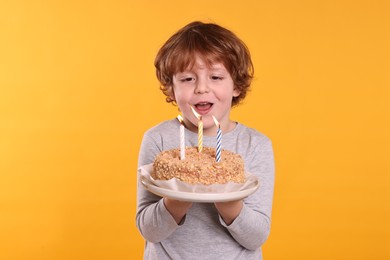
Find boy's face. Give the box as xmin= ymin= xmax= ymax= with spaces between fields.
xmin=172 ymin=56 xmax=240 ymax=136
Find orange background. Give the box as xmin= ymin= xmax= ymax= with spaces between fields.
xmin=1 ymin=1 xmax=389 ymax=259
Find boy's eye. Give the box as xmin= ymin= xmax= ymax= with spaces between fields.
xmin=181 ymin=77 xmax=194 ymax=82
xmin=211 ymin=76 xmax=223 ymax=80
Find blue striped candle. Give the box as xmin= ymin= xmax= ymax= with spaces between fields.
xmin=212 ymin=116 xmax=222 ymax=162
xmin=216 ymin=126 xmax=222 ymax=162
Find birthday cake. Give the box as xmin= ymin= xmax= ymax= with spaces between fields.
xmin=152 ymin=147 xmax=245 ymax=185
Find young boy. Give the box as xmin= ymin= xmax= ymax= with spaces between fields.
xmin=136 ymin=21 xmax=275 ymax=259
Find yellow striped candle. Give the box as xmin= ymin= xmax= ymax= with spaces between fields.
xmin=191 ymin=106 xmax=203 ymax=153
xmin=198 ymin=118 xmax=203 ymax=153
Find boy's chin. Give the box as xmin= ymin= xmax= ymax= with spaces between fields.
xmin=202 ymin=119 xmax=219 ymax=131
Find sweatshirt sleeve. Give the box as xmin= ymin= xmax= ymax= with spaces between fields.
xmin=220 ymin=137 xmax=275 ymax=250
xmin=135 ymin=132 xmax=181 ymax=242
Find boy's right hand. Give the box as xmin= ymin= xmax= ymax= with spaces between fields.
xmin=163 ymin=198 xmax=192 ymax=224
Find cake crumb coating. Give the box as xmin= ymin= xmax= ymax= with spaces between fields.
xmin=152 ymin=147 xmax=245 ymax=184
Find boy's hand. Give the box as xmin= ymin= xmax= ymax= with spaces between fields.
xmin=163 ymin=198 xmax=193 ymax=224
xmin=214 ymin=200 xmax=243 ymax=226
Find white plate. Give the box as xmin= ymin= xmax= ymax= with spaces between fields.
xmin=140 ymin=176 xmax=260 ymax=203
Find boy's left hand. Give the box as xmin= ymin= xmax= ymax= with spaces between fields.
xmin=214 ymin=200 xmax=243 ymax=226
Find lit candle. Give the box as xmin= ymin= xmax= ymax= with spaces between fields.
xmin=177 ymin=115 xmax=185 ymax=160
xmin=191 ymin=106 xmax=203 ymax=153
xmin=212 ymin=116 xmax=222 ymax=162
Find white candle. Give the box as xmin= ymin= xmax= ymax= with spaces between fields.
xmin=177 ymin=115 xmax=185 ymax=160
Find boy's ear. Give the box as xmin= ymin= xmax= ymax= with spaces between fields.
xmin=233 ymin=88 xmax=241 ymax=97
xmin=168 ymin=86 xmax=176 ymax=101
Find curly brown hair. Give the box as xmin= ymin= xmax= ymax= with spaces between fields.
xmin=154 ymin=21 xmax=254 ymax=107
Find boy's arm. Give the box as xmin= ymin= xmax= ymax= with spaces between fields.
xmin=136 ymin=132 xmax=184 ymax=242
xmin=219 ymin=138 xmax=275 ymax=250
xmin=214 ymin=200 xmax=243 ymax=225
xmin=164 ymin=198 xmax=192 ymax=224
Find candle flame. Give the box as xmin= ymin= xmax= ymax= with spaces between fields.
xmin=212 ymin=115 xmax=220 ymax=127
xmin=190 ymin=106 xmax=202 ymax=120
xmin=177 ymin=115 xmax=184 ymax=124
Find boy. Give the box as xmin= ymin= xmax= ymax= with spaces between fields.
xmin=136 ymin=21 xmax=274 ymax=259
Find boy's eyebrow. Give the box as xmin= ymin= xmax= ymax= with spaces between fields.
xmin=174 ymin=62 xmax=227 ymax=73
xmin=209 ymin=63 xmax=226 ymax=69
xmin=210 ymin=66 xmax=225 ymax=71
xmin=209 ymin=67 xmax=227 ymax=73
xmin=175 ymin=71 xmax=194 ymax=75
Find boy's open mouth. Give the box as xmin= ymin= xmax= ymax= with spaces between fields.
xmin=194 ymin=102 xmax=213 ymax=115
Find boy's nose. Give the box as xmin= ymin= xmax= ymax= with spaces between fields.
xmin=194 ymin=80 xmax=210 ymax=94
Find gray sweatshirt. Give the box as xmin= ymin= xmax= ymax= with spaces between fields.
xmin=136 ymin=119 xmax=275 ymax=260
